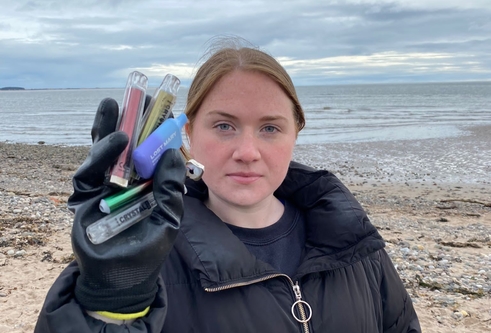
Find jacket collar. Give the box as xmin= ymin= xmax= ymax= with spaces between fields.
xmin=173 ymin=161 xmax=385 ymax=289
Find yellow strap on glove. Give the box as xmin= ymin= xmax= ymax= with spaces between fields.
xmin=95 ymin=306 xmax=150 ymax=320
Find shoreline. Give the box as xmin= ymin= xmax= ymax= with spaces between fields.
xmin=2 ymin=121 xmax=491 ymax=151
xmin=0 ymin=135 xmax=490 ymax=332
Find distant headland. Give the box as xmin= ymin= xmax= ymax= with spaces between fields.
xmin=0 ymin=87 xmax=25 ymax=91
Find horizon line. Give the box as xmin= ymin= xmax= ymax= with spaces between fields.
xmin=2 ymin=79 xmax=491 ymax=91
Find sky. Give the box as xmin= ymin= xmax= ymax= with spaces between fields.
xmin=0 ymin=0 xmax=490 ymax=89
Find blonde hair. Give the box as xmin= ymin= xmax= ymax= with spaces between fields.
xmin=181 ymin=37 xmax=305 ymax=160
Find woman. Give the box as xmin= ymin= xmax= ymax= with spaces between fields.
xmin=35 ymin=40 xmax=421 ymax=332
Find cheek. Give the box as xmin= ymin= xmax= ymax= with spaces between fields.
xmin=276 ymin=140 xmax=295 ymax=160
xmin=268 ymin=144 xmax=295 ymax=173
xmin=189 ymin=137 xmax=223 ymax=166
xmin=187 ymin=131 xmax=205 ymax=159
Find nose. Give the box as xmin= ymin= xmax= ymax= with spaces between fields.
xmin=232 ymin=131 xmax=261 ymax=163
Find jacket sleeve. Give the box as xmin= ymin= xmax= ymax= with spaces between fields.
xmin=34 ymin=261 xmax=168 ymax=333
xmin=377 ymin=249 xmax=421 ymax=333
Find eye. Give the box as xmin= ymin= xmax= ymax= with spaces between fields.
xmin=216 ymin=123 xmax=233 ymax=131
xmin=262 ymin=125 xmax=278 ymax=133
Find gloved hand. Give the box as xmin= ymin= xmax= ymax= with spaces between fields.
xmin=68 ymin=97 xmax=186 ymax=314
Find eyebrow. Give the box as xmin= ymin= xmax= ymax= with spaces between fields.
xmin=206 ymin=110 xmax=289 ymax=122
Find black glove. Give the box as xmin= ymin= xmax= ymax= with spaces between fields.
xmin=68 ymin=97 xmax=186 ymax=313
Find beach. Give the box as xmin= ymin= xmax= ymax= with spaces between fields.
xmin=0 ymin=125 xmax=490 ymax=332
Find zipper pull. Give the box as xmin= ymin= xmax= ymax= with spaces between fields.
xmin=290 ymin=281 xmax=312 ymax=324
xmin=293 ymin=282 xmax=302 ymax=300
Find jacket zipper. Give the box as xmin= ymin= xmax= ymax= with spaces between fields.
xmin=205 ymin=274 xmax=312 ymax=333
xmin=292 ymin=281 xmax=312 ymax=333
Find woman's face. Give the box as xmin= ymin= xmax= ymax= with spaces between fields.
xmin=187 ymin=70 xmax=297 ymax=210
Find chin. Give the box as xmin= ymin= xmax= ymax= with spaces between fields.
xmin=227 ymin=193 xmax=272 ymax=207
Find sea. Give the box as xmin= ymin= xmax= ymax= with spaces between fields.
xmin=1 ymin=81 xmax=490 ymax=146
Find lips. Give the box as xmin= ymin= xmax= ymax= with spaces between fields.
xmin=227 ymin=172 xmax=262 ymax=184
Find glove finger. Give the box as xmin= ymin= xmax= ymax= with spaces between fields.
xmin=91 ymin=98 xmax=119 ymax=143
xmin=74 ymin=131 xmax=129 ymax=186
xmin=151 ymin=149 xmax=186 ymax=227
xmin=143 ymin=94 xmax=152 ymax=114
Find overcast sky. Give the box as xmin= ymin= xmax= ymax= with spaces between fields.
xmin=1 ymin=0 xmax=490 ymax=89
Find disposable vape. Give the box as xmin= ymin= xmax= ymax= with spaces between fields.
xmin=87 ymin=192 xmax=156 ymax=244
xmin=132 ymin=113 xmax=188 ymax=179
xmin=185 ymin=159 xmax=205 ymax=181
xmin=99 ymin=179 xmax=153 ymax=214
xmin=99 ymin=158 xmax=204 ymax=212
xmin=107 ymin=71 xmax=148 ymax=188
xmin=91 ymin=158 xmax=205 ymax=244
xmin=137 ymin=74 xmax=180 ymax=145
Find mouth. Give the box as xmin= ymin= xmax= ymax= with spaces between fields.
xmin=227 ymin=172 xmax=262 ymax=184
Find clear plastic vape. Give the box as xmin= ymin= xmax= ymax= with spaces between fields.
xmin=137 ymin=74 xmax=180 ymax=145
xmin=107 ymin=71 xmax=148 ymax=188
xmin=87 ymin=192 xmax=156 ymax=244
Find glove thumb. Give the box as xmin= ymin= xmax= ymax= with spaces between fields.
xmin=152 ymin=149 xmax=186 ymax=225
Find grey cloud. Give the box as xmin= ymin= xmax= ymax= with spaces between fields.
xmin=1 ymin=0 xmax=490 ymax=88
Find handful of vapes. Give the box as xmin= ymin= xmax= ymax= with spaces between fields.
xmin=85 ymin=71 xmax=204 ymax=245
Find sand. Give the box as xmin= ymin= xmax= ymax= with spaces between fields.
xmin=0 ymin=125 xmax=490 ymax=332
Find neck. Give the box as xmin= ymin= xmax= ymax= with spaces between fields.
xmin=206 ymin=195 xmax=285 ymax=229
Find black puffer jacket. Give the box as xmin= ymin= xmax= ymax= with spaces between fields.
xmin=35 ymin=162 xmax=421 ymax=333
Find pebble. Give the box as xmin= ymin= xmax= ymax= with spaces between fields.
xmin=452 ymin=311 xmax=464 ymax=320
xmin=401 ymin=247 xmax=411 ymax=255
xmin=14 ymin=250 xmax=26 ymax=257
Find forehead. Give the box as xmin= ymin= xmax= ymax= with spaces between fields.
xmin=199 ymin=70 xmax=293 ymax=113
xmin=212 ymin=70 xmax=280 ymax=92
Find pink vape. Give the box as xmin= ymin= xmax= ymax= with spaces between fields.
xmin=107 ymin=71 xmax=148 ymax=188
